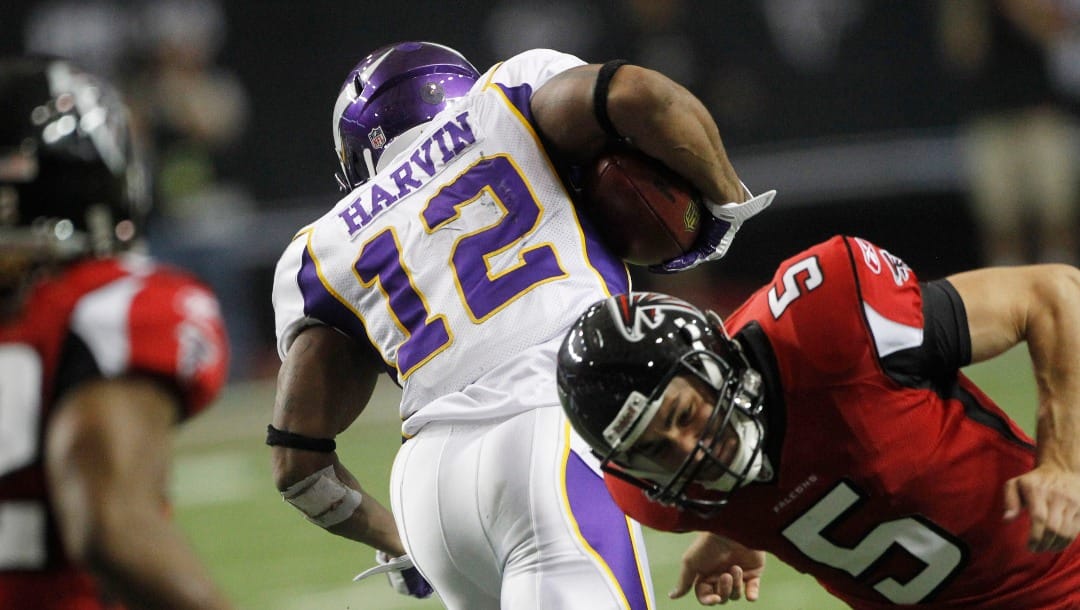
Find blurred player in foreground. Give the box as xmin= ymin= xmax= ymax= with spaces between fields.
xmin=268 ymin=41 xmax=773 ymax=608
xmin=0 ymin=56 xmax=233 ymax=610
xmin=558 ymin=235 xmax=1080 ymax=609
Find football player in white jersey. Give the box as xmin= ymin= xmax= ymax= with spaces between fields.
xmin=268 ymin=41 xmax=775 ymax=609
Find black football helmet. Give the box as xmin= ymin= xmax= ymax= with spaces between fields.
xmin=557 ymin=292 xmax=766 ymax=516
xmin=0 ymin=56 xmax=149 ymax=261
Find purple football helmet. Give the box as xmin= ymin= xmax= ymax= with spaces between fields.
xmin=332 ymin=41 xmax=481 ymax=190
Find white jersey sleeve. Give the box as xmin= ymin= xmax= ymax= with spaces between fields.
xmin=272 ymin=229 xmax=329 ymax=359
xmin=487 ymin=48 xmax=588 ymax=89
xmin=271 ymin=49 xmax=629 ymax=433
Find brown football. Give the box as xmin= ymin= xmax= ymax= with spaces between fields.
xmin=581 ymin=147 xmax=703 ymax=266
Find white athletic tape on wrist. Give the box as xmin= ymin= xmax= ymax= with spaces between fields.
xmin=281 ymin=465 xmax=362 ymax=528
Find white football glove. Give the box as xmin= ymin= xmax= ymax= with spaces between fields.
xmin=649 ymin=188 xmax=777 ymax=273
xmin=353 ymin=551 xmax=434 ymax=599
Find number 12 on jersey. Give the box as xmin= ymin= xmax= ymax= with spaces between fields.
xmin=352 ymin=155 xmax=566 ymax=378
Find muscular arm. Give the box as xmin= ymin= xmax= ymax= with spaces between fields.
xmin=530 ymin=63 xmax=746 ymax=205
xmin=45 ymin=376 xmax=233 ymax=610
xmin=270 ymin=324 xmax=404 ymax=555
xmin=948 ymin=264 xmax=1080 ymax=550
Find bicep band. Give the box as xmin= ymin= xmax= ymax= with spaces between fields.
xmin=594 ymin=59 xmax=630 ymax=142
xmin=266 ymin=424 xmax=336 ymax=453
xmin=281 ymin=464 xmax=362 ymax=528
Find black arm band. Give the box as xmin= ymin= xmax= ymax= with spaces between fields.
xmin=265 ymin=424 xmax=336 ymax=453
xmin=594 ymin=59 xmax=630 ymax=142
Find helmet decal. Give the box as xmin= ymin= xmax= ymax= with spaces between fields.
xmin=367 ymin=126 xmax=387 ymax=150
xmin=356 ymin=47 xmax=395 ymax=86
xmin=603 ymin=390 xmax=660 ymax=454
xmin=608 ymin=293 xmax=703 ymax=342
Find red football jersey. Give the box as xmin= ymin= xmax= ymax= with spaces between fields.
xmin=0 ymin=254 xmax=228 ymax=609
xmin=609 ymin=236 xmax=1080 ymax=609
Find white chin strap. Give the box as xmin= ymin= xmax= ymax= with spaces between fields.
xmin=701 ymin=409 xmax=765 ymax=492
xmin=362 ymin=148 xmax=377 ymax=183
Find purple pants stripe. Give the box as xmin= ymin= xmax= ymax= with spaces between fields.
xmin=565 ymin=451 xmax=650 ymax=610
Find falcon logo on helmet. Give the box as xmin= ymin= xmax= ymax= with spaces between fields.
xmin=609 ymin=293 xmax=701 ymax=342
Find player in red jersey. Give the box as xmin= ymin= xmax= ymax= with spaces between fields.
xmin=0 ymin=56 xmax=233 ymax=610
xmin=557 ymin=235 xmax=1080 ymax=609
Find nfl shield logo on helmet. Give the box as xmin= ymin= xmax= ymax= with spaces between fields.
xmin=368 ymin=126 xmax=387 ymax=149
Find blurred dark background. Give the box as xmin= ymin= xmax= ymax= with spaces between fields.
xmin=4 ymin=0 xmax=1079 ymax=378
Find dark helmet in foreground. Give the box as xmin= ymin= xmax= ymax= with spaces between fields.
xmin=0 ymin=56 xmax=149 ymax=261
xmin=332 ymin=41 xmax=481 ymax=191
xmin=556 ymin=292 xmax=766 ymax=516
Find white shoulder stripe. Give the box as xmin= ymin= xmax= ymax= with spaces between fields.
xmin=863 ymin=302 xmax=923 ymax=358
xmin=71 ymin=276 xmax=144 ymax=377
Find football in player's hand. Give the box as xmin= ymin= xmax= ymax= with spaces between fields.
xmin=581 ymin=147 xmax=703 ymax=266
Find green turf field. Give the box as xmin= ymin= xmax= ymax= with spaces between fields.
xmin=173 ymin=346 xmax=1036 ymax=609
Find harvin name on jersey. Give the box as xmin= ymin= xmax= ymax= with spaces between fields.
xmin=338 ymin=111 xmax=476 ymax=236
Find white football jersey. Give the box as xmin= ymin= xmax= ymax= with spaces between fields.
xmin=273 ymin=49 xmax=630 ymax=435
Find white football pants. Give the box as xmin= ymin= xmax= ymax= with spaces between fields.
xmin=390 ymin=405 xmax=655 ymax=610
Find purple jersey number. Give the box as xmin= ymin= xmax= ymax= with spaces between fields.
xmin=354 ymin=229 xmax=452 ymax=377
xmin=354 ymin=155 xmax=565 ymax=377
xmin=424 ymin=155 xmax=566 ymax=320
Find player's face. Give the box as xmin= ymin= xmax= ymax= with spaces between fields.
xmin=631 ymin=373 xmax=737 ymax=482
